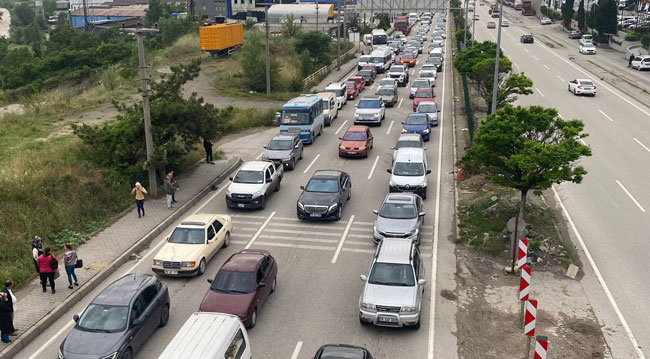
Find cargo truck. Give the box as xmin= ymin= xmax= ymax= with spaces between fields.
xmin=395 ymin=15 xmax=410 ymax=35
xmin=522 ymin=0 xmax=535 ymax=15
xmin=199 ymin=23 xmax=244 ymax=58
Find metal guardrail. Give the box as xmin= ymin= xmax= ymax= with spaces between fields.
xmin=302 ymin=46 xmax=358 ymax=87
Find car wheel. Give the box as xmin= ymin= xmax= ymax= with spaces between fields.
xmin=249 ymin=309 xmax=258 ymax=328
xmin=289 ymin=158 xmax=296 ymax=170
xmin=422 ymin=190 xmax=427 ymax=200
xmin=359 ymin=315 xmax=370 ymax=326
xmin=299 ymin=149 xmax=303 ymax=160
xmin=412 ymin=318 xmax=421 ymax=330
xmin=271 ymin=277 xmax=277 ymax=293
xmin=223 ymin=232 xmax=231 ymax=248
xmin=259 ymin=196 xmax=266 ymax=210
xmin=310 ymin=133 xmax=315 ymax=144
xmin=335 ymin=206 xmax=342 ymax=221
xmin=159 ymin=303 xmax=170 ymax=327
xmin=122 ymin=348 xmax=134 ymax=359
xmin=197 ymin=258 xmax=206 ymax=276
xmin=274 ymin=181 xmax=280 ymax=192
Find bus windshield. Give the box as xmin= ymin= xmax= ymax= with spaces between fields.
xmin=373 ymin=35 xmax=388 ymax=45
xmin=281 ymin=110 xmax=311 ymax=125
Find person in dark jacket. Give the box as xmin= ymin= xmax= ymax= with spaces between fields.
xmin=1 ymin=281 xmax=16 ymax=336
xmin=0 ymin=292 xmax=14 ymax=343
xmin=629 ymin=54 xmax=635 ymax=67
xmin=31 ymin=236 xmax=43 ymax=273
xmin=203 ymin=138 xmax=214 ymax=164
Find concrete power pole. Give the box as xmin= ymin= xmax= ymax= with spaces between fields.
xmin=490 ymin=0 xmax=505 ymax=114
xmin=463 ymin=0 xmax=468 ymax=47
xmin=265 ymin=4 xmax=271 ymax=95
xmin=82 ymin=0 xmax=89 ymax=31
xmin=472 ymin=0 xmax=476 ymax=42
xmin=316 ymin=0 xmax=319 ymax=31
xmin=337 ymin=0 xmax=341 ymax=70
xmin=122 ymin=28 xmax=160 ymax=195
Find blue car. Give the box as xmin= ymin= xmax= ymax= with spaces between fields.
xmin=402 ymin=113 xmax=432 ymax=141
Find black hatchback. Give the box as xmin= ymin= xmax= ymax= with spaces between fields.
xmin=314 ymin=344 xmax=373 ymax=359
xmin=59 ymin=274 xmax=170 ymax=359
xmin=520 ymin=34 xmax=534 ymax=43
xmin=297 ymin=170 xmax=351 ymax=221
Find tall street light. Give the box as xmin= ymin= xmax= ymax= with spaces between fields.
xmin=490 ymin=0 xmax=505 ymax=114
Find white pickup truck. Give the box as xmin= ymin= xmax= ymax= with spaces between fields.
xmin=226 ymin=161 xmax=283 ymax=210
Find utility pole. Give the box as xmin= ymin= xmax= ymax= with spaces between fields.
xmin=265 ymin=3 xmax=271 ymax=95
xmin=343 ymin=0 xmax=347 ymax=40
xmin=121 ymin=28 xmax=160 ymax=196
xmin=463 ymin=0 xmax=468 ymax=47
xmin=82 ymin=0 xmax=89 ymax=31
xmin=316 ymin=0 xmax=319 ymax=31
xmin=490 ymin=0 xmax=504 ymax=114
xmin=337 ymin=0 xmax=341 ymax=70
xmin=472 ymin=0 xmax=476 ymax=42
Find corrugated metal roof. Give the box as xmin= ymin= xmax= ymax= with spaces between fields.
xmin=71 ymin=4 xmax=147 ymax=16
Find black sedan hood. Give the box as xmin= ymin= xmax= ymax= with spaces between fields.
xmin=299 ymin=191 xmax=340 ymax=207
xmin=62 ymin=328 xmax=124 ymax=357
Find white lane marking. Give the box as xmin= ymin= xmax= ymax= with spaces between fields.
xmin=616 ymin=180 xmax=646 ymax=212
xmin=633 ymin=137 xmax=650 ymax=153
xmin=367 ymin=155 xmax=380 ymax=180
xmin=398 ymin=98 xmax=404 ymax=108
xmin=552 ymin=186 xmax=647 ymax=359
xmin=532 ymin=55 xmax=538 ymax=60
xmin=536 ymin=88 xmax=545 ymax=97
xmin=543 ymin=64 xmax=550 ymax=70
xmin=27 ymin=320 xmax=75 ymax=359
xmin=245 ymin=211 xmax=276 ymax=249
xmin=302 ymin=153 xmax=320 ymax=174
xmin=598 ymin=109 xmax=614 ymax=122
xmin=335 ymin=120 xmax=348 ymax=135
xmin=535 ymin=38 xmax=650 ymax=119
xmin=331 ymin=215 xmax=355 ymax=263
xmin=513 ymin=63 xmax=519 ymax=71
xmin=579 ymin=138 xmax=588 ymax=145
xmin=255 ymin=151 xmax=264 ymax=160
xmin=255 ymin=242 xmax=335 ymax=251
xmin=523 ymin=47 xmax=529 ymax=52
xmin=371 ymin=83 xmax=377 ymax=89
xmin=428 ymin=18 xmax=447 ymax=359
xmin=386 ymin=120 xmax=394 ymax=135
xmin=290 ymin=341 xmax=304 ymax=359
xmin=255 ymin=234 xmax=340 ymax=244
xmin=556 ymin=74 xmax=565 ymax=82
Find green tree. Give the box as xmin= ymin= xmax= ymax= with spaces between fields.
xmin=294 ymin=30 xmax=332 ymax=67
xmin=376 ymin=13 xmax=391 ymax=30
xmin=243 ymin=18 xmax=257 ymax=30
xmin=56 ymin=12 xmax=68 ymax=25
xmin=455 ymin=29 xmax=472 ymax=46
xmin=146 ymin=0 xmax=164 ymax=26
xmin=281 ymin=14 xmax=302 ymax=37
xmin=463 ymin=105 xmax=592 ymax=219
xmin=43 ymin=0 xmax=57 ymax=17
xmin=11 ymin=2 xmax=35 ymax=26
xmin=593 ymin=0 xmax=617 ymax=37
xmin=561 ymin=0 xmax=575 ymax=28
xmin=577 ymin=0 xmax=586 ymax=31
xmin=239 ymin=30 xmax=280 ymax=92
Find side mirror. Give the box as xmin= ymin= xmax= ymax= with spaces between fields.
xmin=354 ymin=104 xmax=358 ymax=107
xmin=73 ymin=315 xmax=79 ymax=322
xmin=418 ymin=279 xmax=427 ymax=286
xmin=228 ymin=177 xmax=233 ymax=181
xmin=294 ymin=144 xmax=300 ymax=149
xmin=131 ymin=318 xmax=143 ymax=328
xmin=207 ymin=279 xmax=213 ymax=284
xmin=438 ymin=109 xmax=441 ymax=112
xmin=390 ymin=146 xmax=395 ymax=150
xmin=360 ymin=274 xmax=368 ymax=281
xmin=263 ymin=146 xmax=267 ymax=149
xmin=372 ymin=209 xmax=379 ymax=214
xmin=300 ymin=185 xmax=305 ymax=190
xmin=338 ymin=137 xmax=343 ymax=140
xmin=401 ymin=121 xmax=405 ymax=124
xmin=426 ymin=169 xmax=432 ymax=175
xmin=165 ymin=236 xmax=170 ymax=242
xmin=386 ymin=169 xmax=392 ymax=174
xmin=419 ymin=212 xmax=426 ymax=217
xmin=266 ymin=178 xmax=272 ymax=183
xmin=258 ymin=282 xmax=267 ymax=288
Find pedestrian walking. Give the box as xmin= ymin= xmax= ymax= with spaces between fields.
xmin=31 ymin=236 xmax=43 ymax=274
xmin=629 ymin=54 xmax=635 ymax=67
xmin=203 ymin=138 xmax=214 ymax=164
xmin=37 ymin=248 xmax=57 ymax=294
xmin=0 ymin=292 xmax=14 ymax=344
xmin=1 ymin=281 xmax=16 ymax=336
xmin=63 ymin=244 xmax=79 ymax=289
xmin=164 ymin=172 xmax=175 ymax=209
xmin=131 ymin=182 xmax=148 ymax=218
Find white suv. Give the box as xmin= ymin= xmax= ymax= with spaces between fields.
xmin=388 ymin=148 xmax=431 ymax=199
xmin=359 ymin=239 xmax=425 ymax=329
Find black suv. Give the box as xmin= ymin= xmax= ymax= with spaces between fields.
xmin=297 ymin=170 xmax=351 ymax=221
xmin=520 ymin=34 xmax=534 ymax=43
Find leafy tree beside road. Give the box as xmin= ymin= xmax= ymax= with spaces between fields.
xmin=591 ymin=0 xmax=617 ymax=40
xmin=561 ymin=0 xmax=575 ymax=28
xmin=463 ymin=105 xmax=592 ymax=220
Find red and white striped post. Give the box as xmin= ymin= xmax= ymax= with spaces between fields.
xmin=519 ymin=263 xmax=531 ymax=327
xmin=517 ymin=238 xmax=528 ymax=269
xmin=524 ymin=299 xmax=537 ymax=359
xmin=534 ymin=336 xmax=548 ymax=359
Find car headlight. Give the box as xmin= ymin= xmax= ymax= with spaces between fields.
xmin=153 ymin=259 xmax=163 ymax=266
xmin=423 ymin=129 xmax=430 ymax=133
xmin=407 ymin=228 xmax=419 ymax=237
xmin=226 ymin=188 xmax=232 ymax=197
xmin=359 ymin=146 xmax=367 ymax=151
xmin=402 ymin=129 xmax=407 ymax=133
xmin=373 ymin=113 xmax=379 ymax=117
xmin=389 ymin=181 xmax=397 ymax=187
xmin=297 ymin=201 xmax=305 ymax=210
xmin=253 ymin=191 xmax=263 ymax=198
xmin=181 ymin=261 xmax=196 ymax=268
xmin=340 ymin=145 xmax=347 ymax=150
xmin=100 ymin=352 xmax=118 ymax=359
xmin=328 ymin=203 xmax=338 ymax=212
xmin=361 ymin=302 xmax=376 ymax=310
xmin=420 ymin=182 xmax=427 ymax=187
xmin=401 ymin=306 xmax=418 ymax=313
xmin=261 ymin=155 xmax=268 ymax=161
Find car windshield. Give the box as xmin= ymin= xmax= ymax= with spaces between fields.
xmin=322 ymin=101 xmax=330 ymax=109
xmin=345 ymin=83 xmax=355 ymax=88
xmin=416 ymin=91 xmax=433 ymax=98
xmin=326 ymin=88 xmax=345 ymax=97
xmin=368 ymin=263 xmax=415 ymax=286
xmin=379 ymin=80 xmax=394 ymax=86
xmin=391 ymin=66 xmax=405 ymax=71
xmin=583 ymin=44 xmax=595 ymax=48
xmin=393 ymin=162 xmax=425 ymax=176
xmin=396 ymin=140 xmax=421 ymax=149
xmin=406 ymin=115 xmax=429 ymax=125
xmin=281 ymin=110 xmax=311 ymax=125
xmin=233 ymin=170 xmax=264 ymax=184
xmin=359 ymin=56 xmax=371 ymax=63
xmin=380 ymin=202 xmax=418 ymax=219
xmin=413 ymin=80 xmax=429 ymax=87
xmin=77 ymin=304 xmax=128 ymax=332
xmin=210 ymin=270 xmax=255 ymax=294
xmin=421 ymin=71 xmax=434 ymax=77
xmin=359 ymin=71 xmax=371 ymax=77
xmin=343 ymin=131 xmax=367 ymax=141
xmin=305 ymin=178 xmax=339 ymax=193
xmin=377 ymin=88 xmax=394 ymax=96
xmin=358 ymin=99 xmax=381 ymax=108
xmin=418 ymin=104 xmax=437 ymax=113
xmin=267 ymin=139 xmax=293 ymax=151
xmin=403 ymin=54 xmax=415 ymax=59
xmin=371 ymin=56 xmax=384 ymax=64
xmin=168 ymin=227 xmax=204 ymax=244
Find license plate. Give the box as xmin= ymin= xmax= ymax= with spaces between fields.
xmin=379 ymin=316 xmax=397 ymax=323
xmin=347 ymin=151 xmax=357 ymax=155
xmin=584 ymin=87 xmax=592 ymax=90
xmin=310 ymin=213 xmax=322 ymax=217
xmin=288 ymin=128 xmax=300 ymax=133
xmin=164 ymin=270 xmax=178 ymax=275
xmin=238 ymin=203 xmax=245 ymax=208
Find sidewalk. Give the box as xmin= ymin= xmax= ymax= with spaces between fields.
xmin=0 ymin=157 xmax=241 ymax=358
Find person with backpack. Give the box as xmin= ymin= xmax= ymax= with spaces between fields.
xmin=63 ymin=244 xmax=79 ymax=289
xmin=37 ymin=248 xmax=57 ymax=294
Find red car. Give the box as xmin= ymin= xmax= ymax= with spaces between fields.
xmin=199 ymin=249 xmax=277 ymax=328
xmin=345 ymin=81 xmax=359 ymax=99
xmin=400 ymin=53 xmax=417 ymax=67
xmin=338 ymin=125 xmax=373 ymax=158
xmin=348 ymin=76 xmax=366 ymax=92
xmin=413 ymin=88 xmax=435 ymax=111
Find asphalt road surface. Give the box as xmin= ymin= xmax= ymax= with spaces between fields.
xmin=473 ymin=4 xmax=650 ymax=358
xmin=16 ymin=12 xmax=459 ymax=359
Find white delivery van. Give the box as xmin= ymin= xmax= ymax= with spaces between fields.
xmin=317 ymin=92 xmax=338 ymax=126
xmin=363 ymin=34 xmax=373 ymax=46
xmin=369 ymin=48 xmax=393 ymax=73
xmin=159 ymin=312 xmax=252 ymax=359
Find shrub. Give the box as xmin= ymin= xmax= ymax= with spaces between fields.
xmin=625 ymin=32 xmax=639 ymax=41
xmin=642 ymin=34 xmax=650 ymax=48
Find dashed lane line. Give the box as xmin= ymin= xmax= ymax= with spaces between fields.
xmin=244 ymin=211 xmax=275 ymax=249
xmin=332 ymin=215 xmax=355 ymax=263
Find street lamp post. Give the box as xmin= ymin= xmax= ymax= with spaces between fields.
xmin=490 ymin=0 xmax=505 ymax=114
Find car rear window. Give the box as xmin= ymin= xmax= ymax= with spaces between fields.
xmin=579 ymin=80 xmax=594 ymax=86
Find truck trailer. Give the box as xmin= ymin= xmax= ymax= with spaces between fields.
xmin=199 ymin=23 xmax=244 ymax=57
xmin=522 ymin=0 xmax=535 ymax=15
xmin=395 ymin=15 xmax=410 ymax=35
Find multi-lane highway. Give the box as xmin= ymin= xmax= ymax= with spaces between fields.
xmin=473 ymin=4 xmax=650 ymax=357
xmin=15 ymin=13 xmax=459 ymax=359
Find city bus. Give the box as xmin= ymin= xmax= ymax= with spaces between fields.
xmin=372 ymin=29 xmax=388 ymax=50
xmin=278 ymin=94 xmax=324 ymax=144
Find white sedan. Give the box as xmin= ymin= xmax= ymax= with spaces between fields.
xmin=568 ymin=79 xmax=596 ymax=96
xmin=540 ymin=17 xmax=552 ymax=25
xmin=579 ymin=43 xmax=597 ymax=54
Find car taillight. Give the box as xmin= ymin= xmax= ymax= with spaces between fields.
xmin=577 ymin=85 xmax=582 ymax=89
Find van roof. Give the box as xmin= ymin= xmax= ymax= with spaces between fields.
xmin=317 ymin=92 xmax=335 ymax=100
xmin=158 ymin=312 xmax=243 ymax=359
xmin=395 ymin=147 xmax=425 ymax=162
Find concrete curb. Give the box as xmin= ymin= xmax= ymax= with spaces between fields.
xmin=0 ymin=157 xmax=242 ymax=359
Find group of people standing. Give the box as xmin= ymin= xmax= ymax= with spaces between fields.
xmin=31 ymin=237 xmax=80 ymax=294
